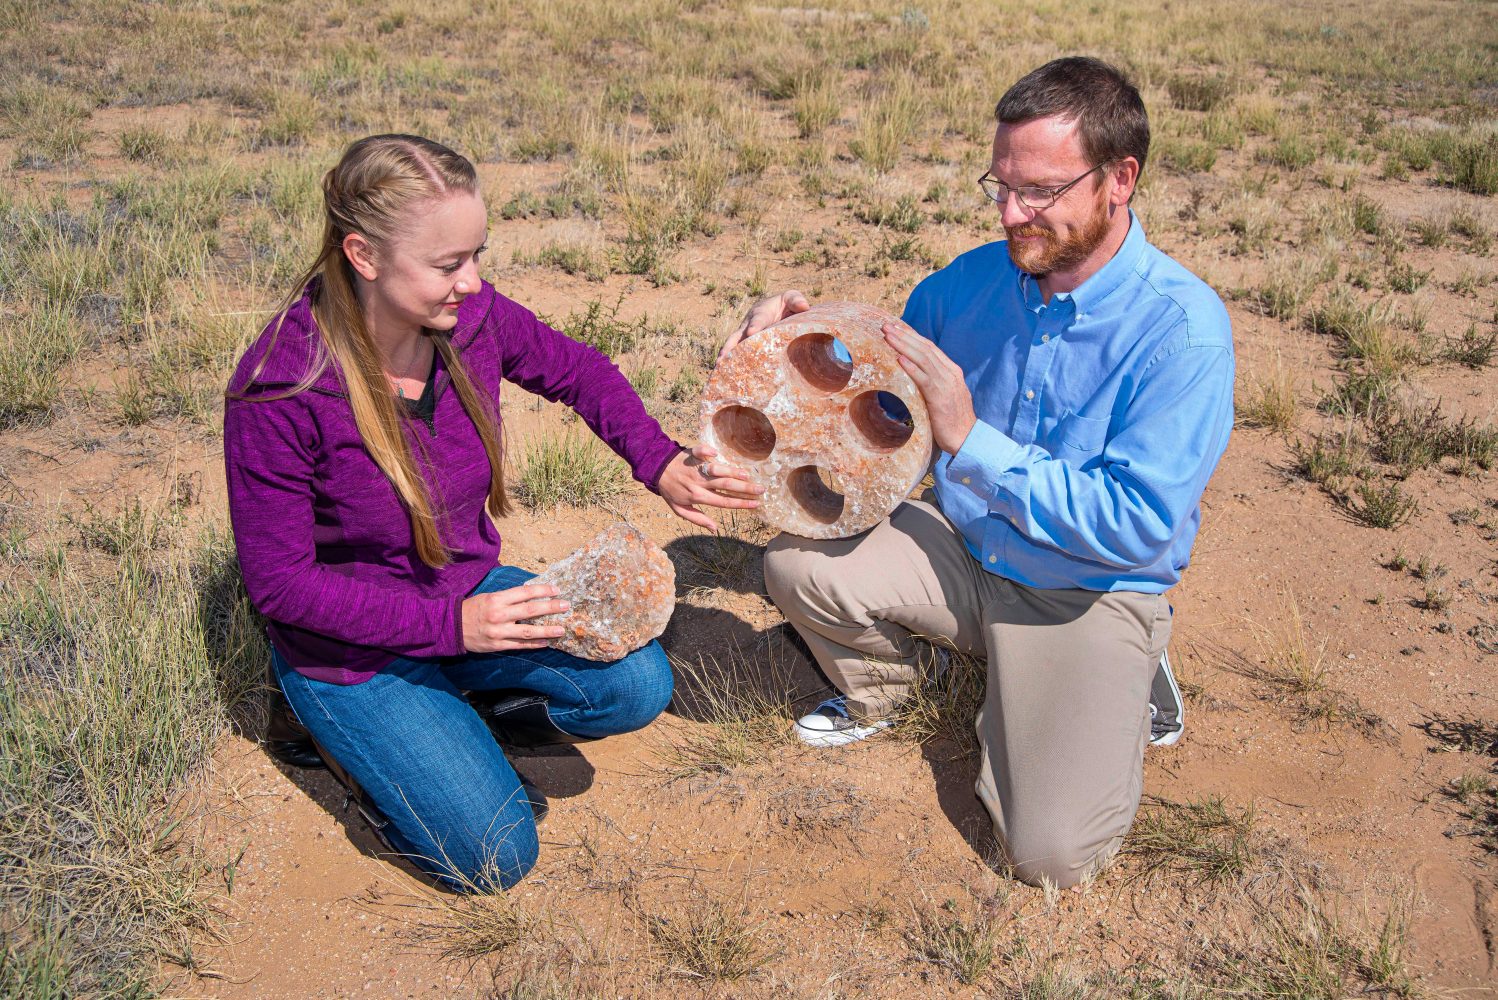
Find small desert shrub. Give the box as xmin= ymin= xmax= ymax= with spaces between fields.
xmin=854 ymin=192 xmax=923 ymax=233
xmin=549 ymin=293 xmax=645 ymax=357
xmin=1290 ymin=426 xmax=1367 ymax=488
xmin=1339 ymin=481 xmax=1418 ymax=530
xmin=512 ymin=432 xmax=628 ymax=509
xmin=1444 ymin=325 xmax=1497 ymax=368
xmin=1385 ymin=262 xmax=1429 ymax=294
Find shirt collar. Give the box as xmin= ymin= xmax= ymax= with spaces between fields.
xmin=1015 ymin=210 xmax=1147 ymax=314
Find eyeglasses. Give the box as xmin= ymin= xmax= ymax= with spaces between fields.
xmin=977 ymin=162 xmax=1109 ymax=212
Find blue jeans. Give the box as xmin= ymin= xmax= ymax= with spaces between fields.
xmin=272 ymin=565 xmax=673 ymax=892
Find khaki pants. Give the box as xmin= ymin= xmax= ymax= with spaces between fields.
xmin=764 ymin=500 xmax=1171 ymax=888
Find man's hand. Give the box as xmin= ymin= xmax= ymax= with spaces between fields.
xmin=717 ymin=289 xmax=811 ymax=364
xmin=461 ymin=584 xmax=569 ymax=653
xmin=656 ymin=444 xmax=763 ymax=532
xmin=883 ymin=322 xmax=977 ymax=456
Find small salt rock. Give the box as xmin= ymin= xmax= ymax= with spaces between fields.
xmin=528 ymin=523 xmax=675 ymax=660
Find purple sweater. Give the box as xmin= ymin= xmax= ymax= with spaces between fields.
xmin=223 ymin=281 xmax=682 ymax=684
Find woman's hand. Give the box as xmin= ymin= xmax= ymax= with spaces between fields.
xmin=717 ymin=289 xmax=811 ymax=364
xmin=461 ymin=584 xmax=570 ymax=653
xmin=656 ymin=444 xmax=763 ymax=532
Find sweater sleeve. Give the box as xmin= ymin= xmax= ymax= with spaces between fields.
xmin=223 ymin=393 xmax=467 ymax=658
xmin=491 ymin=302 xmax=683 ymax=490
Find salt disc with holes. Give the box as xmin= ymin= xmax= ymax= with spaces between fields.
xmin=700 ymin=302 xmax=932 ymax=540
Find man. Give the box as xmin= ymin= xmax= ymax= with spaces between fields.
xmin=720 ymin=57 xmax=1233 ymax=888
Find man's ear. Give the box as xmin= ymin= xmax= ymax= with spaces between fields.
xmin=343 ymin=232 xmax=379 ymax=281
xmin=1109 ymin=157 xmax=1141 ymax=207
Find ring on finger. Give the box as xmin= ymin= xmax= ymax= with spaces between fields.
xmin=698 ymin=462 xmax=713 ymax=479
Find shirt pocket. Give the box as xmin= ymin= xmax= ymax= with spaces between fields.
xmin=1056 ymin=410 xmax=1110 ymax=453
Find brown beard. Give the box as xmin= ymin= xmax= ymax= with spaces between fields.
xmin=1005 ymin=198 xmax=1112 ymax=277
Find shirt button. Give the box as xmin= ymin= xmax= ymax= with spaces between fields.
xmin=961 ymin=476 xmax=971 ymax=485
xmin=1041 ymin=334 xmax=1050 ymax=343
xmin=987 ymin=554 xmax=997 ymax=564
xmin=1025 ymin=389 xmax=1035 ymax=400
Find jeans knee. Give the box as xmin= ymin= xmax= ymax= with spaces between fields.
xmin=418 ymin=815 xmax=540 ymax=894
xmin=571 ymin=641 xmax=673 ymax=737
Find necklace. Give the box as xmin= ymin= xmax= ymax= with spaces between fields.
xmin=385 ymin=339 xmax=432 ymax=400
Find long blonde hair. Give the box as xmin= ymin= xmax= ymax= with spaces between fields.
xmin=239 ymin=134 xmax=508 ymax=567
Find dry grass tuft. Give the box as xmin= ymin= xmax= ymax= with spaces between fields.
xmin=644 ymin=895 xmax=771 ymax=982
xmin=653 ymin=643 xmax=801 ymax=781
xmin=1123 ymin=795 xmax=1259 ymax=886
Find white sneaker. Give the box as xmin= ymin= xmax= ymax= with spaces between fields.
xmin=793 ymin=696 xmax=893 ymax=748
xmin=1148 ymin=651 xmax=1185 ymax=747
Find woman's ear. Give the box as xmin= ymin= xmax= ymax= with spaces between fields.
xmin=342 ymin=232 xmax=379 ymax=281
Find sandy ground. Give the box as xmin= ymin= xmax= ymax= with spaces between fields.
xmin=2 ymin=107 xmax=1495 ymax=998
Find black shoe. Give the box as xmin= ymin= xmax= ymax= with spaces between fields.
xmin=519 ymin=774 xmax=549 ymax=826
xmin=263 ymin=674 xmax=326 ymax=769
xmin=469 ymin=692 xmax=591 ymax=748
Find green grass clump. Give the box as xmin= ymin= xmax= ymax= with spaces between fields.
xmin=0 ymin=530 xmax=264 ymax=996
xmin=850 ymin=74 xmax=923 ymax=173
xmin=854 ymin=192 xmax=923 ymax=232
xmin=119 ymin=125 xmax=171 ymax=164
xmin=1124 ymin=796 xmax=1258 ymax=886
xmin=0 ymin=307 xmax=81 ymax=428
xmin=1166 ymin=73 xmax=1234 ymax=112
xmin=512 ymin=431 xmax=628 ymax=509
xmin=525 ymin=241 xmax=608 ymax=282
xmin=1442 ymin=133 xmax=1498 ymax=196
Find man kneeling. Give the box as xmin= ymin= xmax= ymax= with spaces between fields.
xmin=721 ymin=57 xmax=1234 ymax=889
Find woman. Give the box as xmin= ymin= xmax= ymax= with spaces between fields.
xmin=224 ymin=134 xmax=759 ymax=892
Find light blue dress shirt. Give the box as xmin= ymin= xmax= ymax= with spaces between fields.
xmin=900 ymin=214 xmax=1234 ymax=593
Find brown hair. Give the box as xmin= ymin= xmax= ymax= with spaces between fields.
xmin=995 ymin=57 xmax=1150 ymax=173
xmin=239 ymin=134 xmax=508 ymax=567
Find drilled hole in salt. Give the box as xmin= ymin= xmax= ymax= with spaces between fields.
xmin=712 ymin=404 xmax=777 ymax=461
xmin=785 ymin=333 xmax=853 ymax=393
xmin=849 ymin=390 xmax=914 ymax=453
xmin=787 ymin=465 xmax=845 ymax=524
